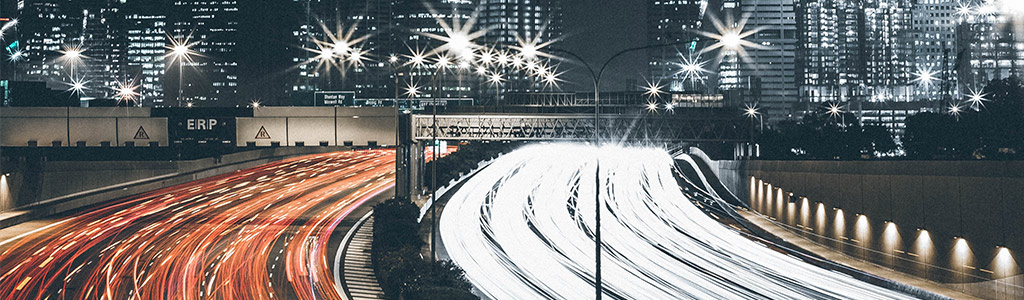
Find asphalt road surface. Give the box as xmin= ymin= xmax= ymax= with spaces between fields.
xmin=439 ymin=144 xmax=922 ymax=299
xmin=0 ymin=149 xmax=394 ymax=300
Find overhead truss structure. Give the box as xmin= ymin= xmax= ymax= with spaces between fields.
xmin=412 ymin=114 xmax=750 ymax=142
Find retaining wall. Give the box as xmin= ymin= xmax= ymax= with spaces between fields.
xmin=716 ymin=160 xmax=1024 ymax=299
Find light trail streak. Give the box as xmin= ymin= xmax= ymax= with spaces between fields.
xmin=439 ymin=144 xmax=922 ymax=299
xmin=0 ymin=150 xmax=395 ymax=299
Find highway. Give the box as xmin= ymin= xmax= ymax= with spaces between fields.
xmin=0 ymin=149 xmax=395 ymax=300
xmin=439 ymin=144 xmax=922 ymax=299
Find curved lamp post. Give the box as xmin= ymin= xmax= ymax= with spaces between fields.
xmin=548 ymin=40 xmax=693 ymax=300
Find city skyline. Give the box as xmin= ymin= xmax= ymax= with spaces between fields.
xmin=2 ymin=1 xmax=1023 ymax=125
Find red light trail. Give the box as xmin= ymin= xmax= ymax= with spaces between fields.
xmin=0 ymin=149 xmax=395 ymax=300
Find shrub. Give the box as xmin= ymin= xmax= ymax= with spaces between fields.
xmin=370 ymin=197 xmax=479 ymax=300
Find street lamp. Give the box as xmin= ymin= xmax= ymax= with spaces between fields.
xmin=677 ymin=53 xmax=708 ymax=91
xmin=59 ymin=44 xmax=84 ymax=81
xmin=429 ymin=51 xmax=453 ymax=261
xmin=826 ymin=102 xmax=846 ymax=127
xmin=948 ymin=102 xmax=963 ymax=120
xmin=644 ymin=80 xmax=664 ymax=99
xmin=114 ymin=79 xmax=140 ymax=106
xmin=166 ymin=36 xmax=195 ymax=107
xmin=966 ymin=87 xmax=987 ymax=110
xmin=646 ymin=102 xmax=659 ymax=112
xmin=548 ymin=39 xmax=695 ymax=299
xmin=744 ymin=103 xmax=763 ymax=131
xmin=488 ymin=71 xmax=503 ymax=107
xmin=743 ymin=103 xmax=762 ymax=158
xmin=67 ymin=77 xmax=88 ymax=96
xmin=721 ymin=32 xmax=741 ymax=50
xmin=912 ymin=66 xmax=938 ymax=101
xmin=332 ymin=40 xmax=351 ymax=57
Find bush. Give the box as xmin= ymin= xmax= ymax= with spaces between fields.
xmin=423 ymin=141 xmax=523 ymax=190
xmin=371 ymin=197 xmax=478 ymax=300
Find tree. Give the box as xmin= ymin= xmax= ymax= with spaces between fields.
xmin=973 ymin=76 xmax=1024 ymax=158
xmin=860 ymin=125 xmax=897 ymax=156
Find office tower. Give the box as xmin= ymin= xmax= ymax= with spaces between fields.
xmin=123 ymin=1 xmax=168 ymax=106
xmin=717 ymin=0 xmax=797 ymax=122
xmin=647 ymin=0 xmax=707 ymax=92
xmin=911 ymin=0 xmax=957 ymax=101
xmin=169 ymin=0 xmax=240 ymax=105
xmin=795 ymin=0 xmax=915 ymax=104
xmin=477 ymin=0 xmax=564 ymax=98
xmin=291 ymin=0 xmax=395 ymax=101
xmin=957 ymin=0 xmax=1024 ymax=92
xmin=13 ymin=0 xmax=77 ymax=87
xmin=393 ymin=0 xmax=478 ymax=100
xmin=74 ymin=0 xmax=126 ymax=100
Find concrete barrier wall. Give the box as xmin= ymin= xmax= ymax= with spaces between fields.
xmin=237 ymin=107 xmax=397 ymax=146
xmin=0 ymin=147 xmax=352 ymax=227
xmin=288 ymin=117 xmax=335 ymax=146
xmin=236 ymin=117 xmax=288 ymax=146
xmin=117 ymin=118 xmax=169 ymax=146
xmin=338 ymin=116 xmax=396 ymax=146
xmin=69 ymin=118 xmax=117 ymax=146
xmin=1 ymin=107 xmax=168 ymax=147
xmin=4 ymin=107 xmax=396 ymax=147
xmin=1 ymin=117 xmax=69 ymax=146
xmin=715 ymin=160 xmax=1024 ymax=298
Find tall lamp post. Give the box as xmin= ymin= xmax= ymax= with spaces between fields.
xmin=743 ymin=103 xmax=761 ymax=158
xmin=549 ymin=40 xmax=699 ymax=299
xmin=60 ymin=45 xmax=83 ymax=79
xmin=430 ymin=53 xmax=451 ymax=261
xmin=168 ymin=40 xmax=193 ymax=107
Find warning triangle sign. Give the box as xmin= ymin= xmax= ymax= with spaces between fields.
xmin=255 ymin=126 xmax=271 ymax=139
xmin=133 ymin=126 xmax=150 ymax=139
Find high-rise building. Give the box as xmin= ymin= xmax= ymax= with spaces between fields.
xmin=477 ymin=0 xmax=564 ymax=101
xmin=13 ymin=0 xmax=77 ymax=87
xmin=291 ymin=0 xmax=396 ymax=102
xmin=169 ymin=0 xmax=240 ymax=106
xmin=717 ymin=0 xmax=798 ymax=122
xmin=393 ymin=0 xmax=478 ymax=100
xmin=911 ymin=0 xmax=957 ymax=101
xmin=123 ymin=1 xmax=167 ymax=106
xmin=75 ymin=0 xmax=126 ymax=100
xmin=957 ymin=0 xmax=1024 ymax=92
xmin=646 ymin=0 xmax=707 ymax=93
xmin=795 ymin=0 xmax=915 ymax=105
xmin=11 ymin=0 xmax=131 ymax=102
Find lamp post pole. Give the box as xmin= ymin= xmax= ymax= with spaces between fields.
xmin=549 ymin=40 xmax=693 ymax=299
xmin=178 ymin=62 xmax=184 ymax=107
xmin=430 ymin=61 xmax=445 ymax=261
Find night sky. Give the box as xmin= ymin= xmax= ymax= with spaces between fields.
xmin=233 ymin=1 xmax=648 ymax=104
xmin=559 ymin=0 xmax=648 ymax=92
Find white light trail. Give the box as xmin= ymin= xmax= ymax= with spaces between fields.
xmin=440 ymin=144 xmax=922 ymax=299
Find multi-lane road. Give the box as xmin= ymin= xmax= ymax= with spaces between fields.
xmin=440 ymin=144 xmax=924 ymax=299
xmin=0 ymin=149 xmax=394 ymax=300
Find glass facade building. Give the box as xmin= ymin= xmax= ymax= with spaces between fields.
xmin=646 ymin=0 xmax=708 ymax=93
xmin=170 ymin=0 xmax=240 ymax=105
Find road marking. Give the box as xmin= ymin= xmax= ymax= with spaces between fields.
xmin=335 ymin=211 xmax=374 ymax=300
xmin=340 ymin=215 xmax=384 ymax=300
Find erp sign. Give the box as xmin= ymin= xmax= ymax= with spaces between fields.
xmin=187 ymin=118 xmax=219 ymax=130
xmin=157 ymin=107 xmax=248 ymax=145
